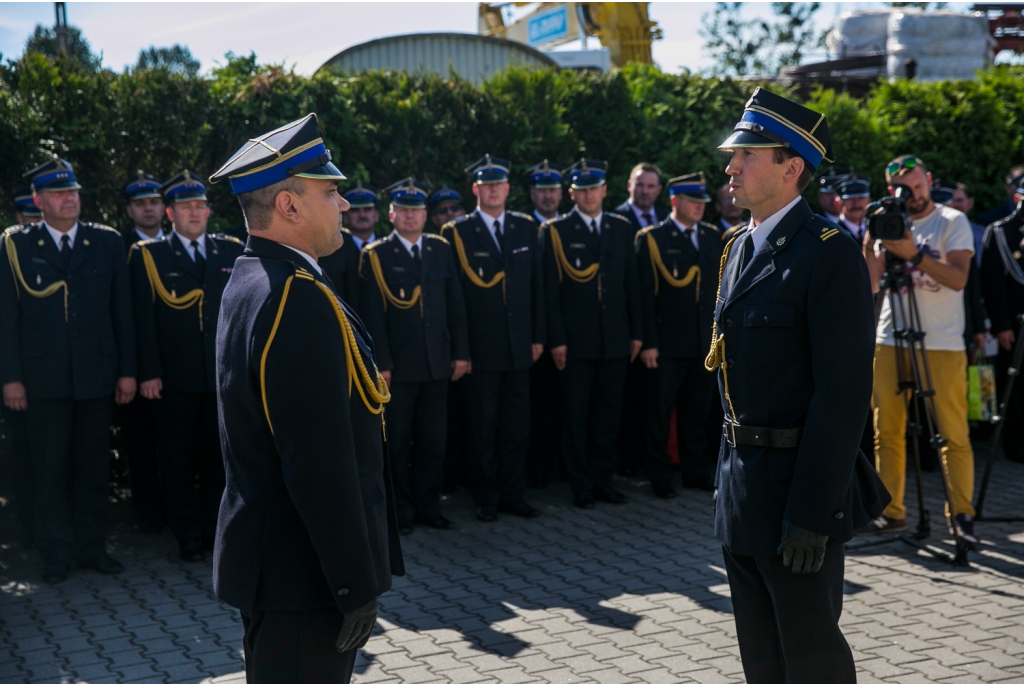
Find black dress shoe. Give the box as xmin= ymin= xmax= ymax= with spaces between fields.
xmin=179 ymin=540 xmax=204 ymax=562
xmin=574 ymin=492 xmax=595 ymax=509
xmin=417 ymin=514 xmax=457 ymax=530
xmin=651 ymin=482 xmax=679 ymax=499
xmin=498 ymin=501 xmax=540 ymax=518
xmin=398 ymin=521 xmax=414 ymax=535
xmin=476 ymin=507 xmax=498 ymax=522
xmin=42 ymin=562 xmax=69 ymax=584
xmin=77 ymin=554 xmax=123 ymax=575
xmin=593 ymin=486 xmax=628 ymax=504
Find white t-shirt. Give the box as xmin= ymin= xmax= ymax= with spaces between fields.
xmin=875 ymin=204 xmax=974 ymax=351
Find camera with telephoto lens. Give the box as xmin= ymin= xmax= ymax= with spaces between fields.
xmin=867 ymin=184 xmax=912 ymax=241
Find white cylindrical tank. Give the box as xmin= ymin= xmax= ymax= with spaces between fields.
xmin=826 ymin=9 xmax=898 ymax=58
xmin=886 ymin=11 xmax=995 ymax=81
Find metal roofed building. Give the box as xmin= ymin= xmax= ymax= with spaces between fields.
xmin=318 ymin=32 xmax=558 ymax=83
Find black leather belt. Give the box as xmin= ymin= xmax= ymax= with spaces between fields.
xmin=724 ymin=423 xmax=803 ymax=449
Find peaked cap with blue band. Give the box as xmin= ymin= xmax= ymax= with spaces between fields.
xmin=839 ymin=173 xmax=871 ymax=200
xmin=930 ymin=179 xmax=956 ymax=205
xmin=14 ymin=187 xmax=41 ymax=217
xmin=384 ymin=178 xmax=429 ymax=208
xmin=126 ymin=172 xmax=163 ymax=201
xmin=160 ymin=170 xmax=207 ymax=203
xmin=209 ymin=113 xmax=345 ymax=194
xmin=466 ymin=155 xmax=510 ymax=185
xmin=668 ymin=172 xmax=711 ymax=202
xmin=342 ymin=180 xmax=379 ymax=208
xmin=718 ymin=87 xmax=834 ymax=171
xmin=24 ymin=155 xmax=81 ymax=192
xmin=565 ymin=158 xmax=607 ymax=189
xmin=816 ymin=165 xmax=853 ymax=193
xmin=428 ymin=184 xmax=463 ymax=211
xmin=527 ymin=160 xmax=564 ymax=188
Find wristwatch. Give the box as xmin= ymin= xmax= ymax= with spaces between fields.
xmin=908 ymin=248 xmax=925 ymax=267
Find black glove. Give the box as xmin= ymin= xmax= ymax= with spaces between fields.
xmin=777 ymin=520 xmax=828 ymax=574
xmin=335 ymin=598 xmax=378 ymax=653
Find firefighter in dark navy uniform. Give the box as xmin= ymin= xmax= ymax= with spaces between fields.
xmin=441 ymin=155 xmax=544 ymax=521
xmin=542 ymin=159 xmax=643 ymax=509
xmin=360 ymin=178 xmax=470 ymax=534
xmin=709 ymin=88 xmax=890 ymax=683
xmin=128 ymin=170 xmax=244 ymax=561
xmin=210 ymin=114 xmax=403 ymax=683
xmin=0 ymin=157 xmax=137 ymax=584
xmin=636 ymin=172 xmax=722 ymax=498
xmin=322 ymin=181 xmax=377 ymax=308
xmin=119 ymin=173 xmax=167 ymax=534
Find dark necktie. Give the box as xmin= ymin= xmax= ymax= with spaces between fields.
xmin=192 ymin=240 xmax=206 ymax=276
xmin=591 ymin=220 xmax=599 ymax=236
xmin=411 ymin=243 xmax=421 ymax=267
xmin=683 ymin=228 xmax=695 ymax=251
xmin=494 ymin=220 xmax=502 ymax=244
xmin=739 ymin=233 xmax=755 ymax=271
xmin=60 ymin=234 xmax=71 ymax=267
xmin=643 ymin=212 xmax=654 ymax=227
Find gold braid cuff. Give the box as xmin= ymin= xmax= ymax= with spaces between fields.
xmin=362 ymin=248 xmax=423 ymax=316
xmin=449 ymin=226 xmax=506 ymax=303
xmin=140 ymin=246 xmax=205 ymax=331
xmin=5 ymin=235 xmax=69 ymax=321
xmin=704 ymin=235 xmax=739 ymax=421
xmin=643 ymin=231 xmax=700 ymax=299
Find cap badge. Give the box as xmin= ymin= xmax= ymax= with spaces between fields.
xmin=776 ymin=237 xmax=786 ymax=246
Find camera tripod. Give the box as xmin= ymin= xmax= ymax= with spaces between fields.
xmin=876 ymin=253 xmax=973 ymax=565
xmin=974 ymin=314 xmax=1024 ymax=522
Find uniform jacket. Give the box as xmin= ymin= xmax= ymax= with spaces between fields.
xmin=441 ymin=210 xmax=544 ymax=371
xmin=0 ymin=221 xmax=135 ymax=400
xmin=359 ymin=232 xmax=469 ymax=382
xmin=320 ymin=227 xmax=361 ymax=311
xmin=128 ymin=232 xmax=244 ymax=393
xmin=122 ymin=228 xmax=165 ymax=255
xmin=635 ymin=218 xmax=723 ymax=359
xmin=543 ymin=210 xmax=643 ymax=360
xmin=214 ymin=235 xmax=404 ymax=614
xmin=711 ymin=199 xmax=889 ymax=556
xmin=614 ymin=200 xmax=669 ymax=236
xmin=980 ymin=206 xmax=1024 ymax=334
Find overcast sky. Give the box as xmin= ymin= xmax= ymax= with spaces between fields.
xmin=0 ymin=1 xmax=974 ymax=76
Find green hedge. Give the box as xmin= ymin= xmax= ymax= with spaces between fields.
xmin=2 ymin=52 xmax=1022 ymax=233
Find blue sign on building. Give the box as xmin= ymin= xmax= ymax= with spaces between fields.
xmin=527 ymin=5 xmax=570 ymax=47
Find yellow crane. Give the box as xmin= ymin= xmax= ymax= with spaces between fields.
xmin=478 ymin=2 xmax=662 ymax=68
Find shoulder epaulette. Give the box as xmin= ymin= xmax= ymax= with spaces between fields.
xmin=440 ymin=219 xmax=457 ymax=233
xmin=212 ymin=233 xmax=244 ymax=245
xmin=293 ymin=267 xmax=316 ymax=281
xmin=86 ymin=223 xmax=120 ymax=234
xmin=508 ymin=210 xmax=534 ymax=223
xmin=803 ymin=215 xmax=840 ymax=242
xmin=700 ymin=221 xmax=721 ymax=235
xmin=137 ymin=237 xmax=164 ymax=247
xmin=424 ymin=232 xmax=449 ymax=245
xmin=364 ymin=238 xmax=385 ymax=252
xmin=340 ymin=226 xmax=352 ymax=236
xmin=4 ymin=224 xmax=31 ymax=236
xmin=634 ymin=224 xmax=656 ymax=245
xmin=604 ymin=212 xmax=631 ymax=225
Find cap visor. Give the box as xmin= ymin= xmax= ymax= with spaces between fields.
xmin=38 ymin=181 xmax=82 ymax=191
xmin=296 ymin=161 xmax=346 ymax=182
xmin=570 ymin=179 xmax=605 ymax=189
xmin=718 ymin=130 xmax=783 ymax=151
xmin=128 ymin=191 xmax=163 ymax=200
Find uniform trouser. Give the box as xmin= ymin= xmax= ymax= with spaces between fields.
xmin=444 ymin=378 xmax=470 ymax=489
xmin=241 ymin=607 xmax=356 ymax=684
xmin=1 ymin=405 xmax=33 ymax=541
xmin=527 ymin=351 xmax=561 ymax=482
xmin=26 ymin=396 xmax=112 ymax=565
xmin=559 ymin=356 xmax=629 ymax=496
xmin=388 ymin=379 xmax=448 ymax=522
xmin=645 ymin=357 xmax=716 ymax=485
xmin=119 ymin=395 xmax=164 ymax=524
xmin=154 ymin=390 xmax=224 ymax=545
xmin=617 ymin=356 xmax=647 ymax=473
xmin=995 ymin=345 xmax=1024 ymax=461
xmin=872 ymin=344 xmax=974 ymax=520
xmin=723 ymin=544 xmax=855 ymax=684
xmin=463 ymin=368 xmax=530 ymax=508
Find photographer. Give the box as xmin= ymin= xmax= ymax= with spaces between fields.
xmin=860 ymin=155 xmax=977 ymax=538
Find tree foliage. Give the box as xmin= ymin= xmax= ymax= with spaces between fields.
xmin=24 ymin=24 xmax=101 ymax=73
xmin=700 ymin=2 xmax=824 ymax=77
xmin=136 ymin=45 xmax=201 ymax=77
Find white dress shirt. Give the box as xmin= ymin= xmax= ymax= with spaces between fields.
xmin=747 ymin=195 xmax=803 ymax=253
xmin=533 ymin=209 xmax=555 ymax=225
xmin=135 ymin=227 xmax=161 ymax=243
xmin=670 ymin=217 xmax=700 ymax=251
xmin=477 ymin=208 xmax=506 ymax=250
xmin=839 ymin=216 xmax=867 ymax=242
xmin=174 ymin=230 xmax=207 ymax=261
xmin=396 ymin=232 xmax=425 ymax=259
xmin=281 ymin=244 xmax=323 ymax=275
xmin=350 ymin=235 xmax=367 ymax=251
xmin=44 ymin=221 xmax=78 ymax=251
xmin=628 ymin=200 xmax=658 ymax=228
xmin=574 ymin=207 xmax=603 ymax=234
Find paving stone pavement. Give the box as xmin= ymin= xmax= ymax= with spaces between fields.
xmin=2 ymin=442 xmax=1024 ymax=684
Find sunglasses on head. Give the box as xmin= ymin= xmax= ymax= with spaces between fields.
xmin=887 ymin=157 xmax=921 ymax=176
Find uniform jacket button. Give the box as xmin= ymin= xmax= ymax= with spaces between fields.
xmin=763 ymin=316 xmax=770 ymax=324
xmin=834 ymin=511 xmax=844 ymax=519
xmin=337 ymin=588 xmax=349 ymax=596
xmin=726 ymin=319 xmax=733 ymax=327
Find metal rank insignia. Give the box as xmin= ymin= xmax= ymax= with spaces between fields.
xmin=171 ymin=289 xmax=177 ymax=298
xmin=777 ymin=237 xmax=786 ymax=247
xmin=575 ymin=257 xmax=581 ymax=268
xmin=478 ymin=267 xmax=484 ymax=277
xmin=36 ymin=274 xmax=42 ymax=285
xmin=399 ymin=287 xmax=405 ymax=298
xmin=673 ymin=266 xmax=679 ymax=278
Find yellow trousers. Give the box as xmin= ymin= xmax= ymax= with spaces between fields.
xmin=871 ymin=343 xmax=975 ymax=520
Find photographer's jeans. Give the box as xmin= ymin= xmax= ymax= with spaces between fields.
xmin=871 ymin=343 xmax=975 ymax=520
